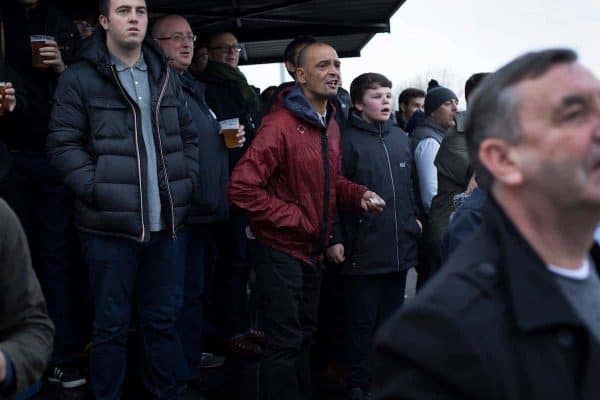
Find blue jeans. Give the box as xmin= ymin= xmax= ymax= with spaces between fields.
xmin=80 ymin=230 xmax=186 ymax=400
xmin=5 ymin=152 xmax=83 ymax=364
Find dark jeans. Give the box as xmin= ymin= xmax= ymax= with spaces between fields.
xmin=80 ymin=230 xmax=186 ymax=400
xmin=255 ymin=240 xmax=323 ymax=400
xmin=5 ymin=152 xmax=82 ymax=363
xmin=214 ymin=214 xmax=250 ymax=337
xmin=175 ymin=224 xmax=216 ymax=383
xmin=343 ymin=271 xmax=408 ymax=390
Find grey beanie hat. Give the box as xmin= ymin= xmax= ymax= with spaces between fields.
xmin=424 ymin=86 xmax=458 ymax=115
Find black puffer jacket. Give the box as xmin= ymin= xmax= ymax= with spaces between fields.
xmin=179 ymin=72 xmax=229 ymax=224
xmin=47 ymin=32 xmax=199 ymax=242
xmin=333 ymin=112 xmax=420 ymax=275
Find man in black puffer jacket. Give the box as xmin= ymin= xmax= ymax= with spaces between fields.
xmin=46 ymin=0 xmax=198 ymax=398
xmin=327 ymin=73 xmax=421 ymax=400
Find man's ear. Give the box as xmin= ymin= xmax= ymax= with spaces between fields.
xmin=295 ymin=67 xmax=307 ymax=84
xmin=99 ymin=14 xmax=109 ymax=31
xmin=479 ymin=138 xmax=524 ymax=187
xmin=399 ymin=102 xmax=406 ymax=114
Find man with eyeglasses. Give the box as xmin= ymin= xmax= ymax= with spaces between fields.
xmin=47 ymin=0 xmax=199 ymax=398
xmin=199 ymin=31 xmax=263 ymax=360
xmin=152 ymin=15 xmax=247 ymax=392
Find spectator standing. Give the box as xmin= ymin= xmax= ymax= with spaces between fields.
xmin=375 ymin=48 xmax=600 ymax=400
xmin=228 ymin=42 xmax=385 ymax=400
xmin=326 ymin=73 xmax=420 ymax=400
xmin=395 ymin=88 xmax=425 ymax=130
xmin=47 ymin=0 xmax=199 ymax=397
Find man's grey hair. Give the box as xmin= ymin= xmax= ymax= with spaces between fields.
xmin=465 ymin=48 xmax=578 ymax=188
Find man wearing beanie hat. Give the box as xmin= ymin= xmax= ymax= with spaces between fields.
xmin=411 ymin=85 xmax=458 ymax=288
xmin=412 ymin=86 xmax=459 ymax=214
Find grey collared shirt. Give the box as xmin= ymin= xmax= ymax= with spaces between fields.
xmin=111 ymin=53 xmax=164 ymax=232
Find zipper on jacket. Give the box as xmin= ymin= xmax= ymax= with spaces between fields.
xmin=380 ymin=125 xmax=401 ymax=271
xmin=111 ymin=65 xmax=146 ymax=242
xmin=318 ymin=128 xmax=330 ymax=257
xmin=153 ymin=67 xmax=177 ymax=238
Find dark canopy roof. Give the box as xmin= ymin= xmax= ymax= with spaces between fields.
xmin=148 ymin=0 xmax=406 ymax=65
xmin=53 ymin=0 xmax=406 ymax=65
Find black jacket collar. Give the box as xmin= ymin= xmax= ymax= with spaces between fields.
xmin=348 ymin=109 xmax=393 ymax=136
xmin=484 ymin=196 xmax=600 ymax=332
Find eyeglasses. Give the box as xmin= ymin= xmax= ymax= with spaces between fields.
xmin=155 ymin=34 xmax=197 ymax=43
xmin=209 ymin=44 xmax=242 ymax=53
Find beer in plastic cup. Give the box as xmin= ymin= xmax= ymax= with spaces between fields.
xmin=30 ymin=35 xmax=55 ymax=69
xmin=219 ymin=118 xmax=242 ymax=148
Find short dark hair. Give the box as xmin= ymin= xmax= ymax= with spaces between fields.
xmin=398 ymin=88 xmax=425 ymax=106
xmin=350 ymin=73 xmax=392 ymax=104
xmin=464 ymin=73 xmax=489 ymax=103
xmin=284 ymin=35 xmax=316 ymax=65
xmin=99 ymin=0 xmax=110 ymax=16
xmin=465 ymin=48 xmax=577 ymax=189
xmin=296 ymin=42 xmax=332 ymax=69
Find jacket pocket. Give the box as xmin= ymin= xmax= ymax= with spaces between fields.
xmin=159 ymin=96 xmax=181 ymax=137
xmin=88 ymin=97 xmax=129 ymax=139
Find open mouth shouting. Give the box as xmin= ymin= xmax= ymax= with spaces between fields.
xmin=325 ymin=78 xmax=339 ymax=90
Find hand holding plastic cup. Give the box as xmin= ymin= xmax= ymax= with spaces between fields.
xmin=30 ymin=35 xmax=55 ymax=69
xmin=219 ymin=118 xmax=244 ymax=148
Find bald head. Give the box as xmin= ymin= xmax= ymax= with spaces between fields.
xmin=152 ymin=14 xmax=188 ymax=38
xmin=152 ymin=15 xmax=194 ymax=72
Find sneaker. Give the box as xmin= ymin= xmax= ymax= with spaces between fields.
xmin=199 ymin=352 xmax=225 ymax=369
xmin=47 ymin=365 xmax=87 ymax=389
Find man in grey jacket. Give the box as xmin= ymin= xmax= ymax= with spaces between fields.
xmin=0 ymin=198 xmax=54 ymax=397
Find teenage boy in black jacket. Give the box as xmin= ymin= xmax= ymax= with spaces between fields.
xmin=327 ymin=73 xmax=421 ymax=400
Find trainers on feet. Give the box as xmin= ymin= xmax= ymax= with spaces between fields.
xmin=200 ymin=352 xmax=225 ymax=369
xmin=47 ymin=365 xmax=87 ymax=389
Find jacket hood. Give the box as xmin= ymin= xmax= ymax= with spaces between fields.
xmin=282 ymin=84 xmax=336 ymax=128
xmin=78 ymin=30 xmax=168 ymax=81
xmin=349 ymin=109 xmax=393 ymax=136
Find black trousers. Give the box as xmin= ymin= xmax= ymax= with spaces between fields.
xmin=343 ymin=271 xmax=408 ymax=390
xmin=254 ymin=240 xmax=323 ymax=400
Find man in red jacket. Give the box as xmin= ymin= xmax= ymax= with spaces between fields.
xmin=228 ymin=42 xmax=384 ymax=400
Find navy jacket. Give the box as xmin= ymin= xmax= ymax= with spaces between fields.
xmin=180 ymin=72 xmax=229 ymax=224
xmin=333 ymin=112 xmax=420 ymax=275
xmin=375 ymin=196 xmax=600 ymax=399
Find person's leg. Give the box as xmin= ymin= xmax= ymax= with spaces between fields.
xmin=377 ymin=271 xmax=408 ymax=325
xmin=255 ymin=241 xmax=304 ymax=400
xmin=80 ymin=232 xmax=140 ymax=400
xmin=33 ymin=155 xmax=78 ymax=364
xmin=219 ymin=214 xmax=250 ymax=338
xmin=343 ymin=274 xmax=380 ymax=395
xmin=296 ymin=261 xmax=323 ymax=400
xmin=136 ymin=230 xmax=186 ymax=399
xmin=175 ymin=224 xmax=207 ymax=383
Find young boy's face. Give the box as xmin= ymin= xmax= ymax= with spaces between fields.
xmin=356 ymin=85 xmax=393 ymax=123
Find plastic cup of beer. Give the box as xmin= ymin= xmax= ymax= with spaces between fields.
xmin=220 ymin=118 xmax=242 ymax=149
xmin=30 ymin=35 xmax=55 ymax=69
